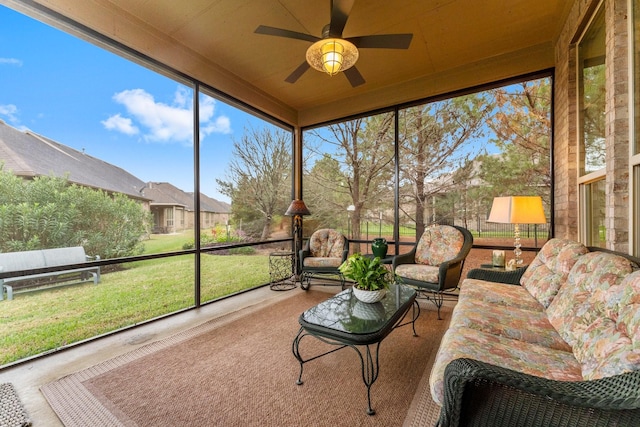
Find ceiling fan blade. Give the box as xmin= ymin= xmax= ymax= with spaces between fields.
xmin=329 ymin=0 xmax=355 ymax=37
xmin=285 ymin=61 xmax=311 ymax=84
xmin=255 ymin=25 xmax=319 ymax=43
xmin=347 ymin=34 xmax=413 ymax=49
xmin=343 ymin=66 xmax=365 ymax=87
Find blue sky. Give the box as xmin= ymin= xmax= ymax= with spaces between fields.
xmin=0 ymin=5 xmax=271 ymax=203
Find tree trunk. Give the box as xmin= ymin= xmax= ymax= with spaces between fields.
xmin=261 ymin=217 xmax=271 ymax=241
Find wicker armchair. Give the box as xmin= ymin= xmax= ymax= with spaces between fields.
xmin=438 ymin=358 xmax=640 ymax=427
xmin=392 ymin=224 xmax=473 ymax=319
xmin=299 ymin=228 xmax=349 ymax=290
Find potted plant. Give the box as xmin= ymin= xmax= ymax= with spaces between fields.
xmin=339 ymin=253 xmax=395 ymax=303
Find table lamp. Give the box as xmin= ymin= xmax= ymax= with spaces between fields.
xmin=487 ymin=196 xmax=547 ymax=266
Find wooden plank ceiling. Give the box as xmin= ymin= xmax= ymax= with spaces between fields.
xmin=10 ymin=0 xmax=572 ymax=127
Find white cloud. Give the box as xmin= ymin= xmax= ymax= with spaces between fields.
xmin=101 ymin=113 xmax=139 ymax=135
xmin=202 ymin=116 xmax=231 ymax=135
xmin=0 ymin=58 xmax=22 ymax=66
xmin=0 ymin=104 xmax=19 ymax=123
xmin=104 ymin=87 xmax=231 ymax=144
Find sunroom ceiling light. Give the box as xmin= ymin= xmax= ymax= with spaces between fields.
xmin=306 ymin=38 xmax=359 ymax=76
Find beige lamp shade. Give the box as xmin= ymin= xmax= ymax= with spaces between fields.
xmin=487 ymin=196 xmax=546 ymax=224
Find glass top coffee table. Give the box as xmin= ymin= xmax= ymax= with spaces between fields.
xmin=292 ymin=283 xmax=419 ymax=415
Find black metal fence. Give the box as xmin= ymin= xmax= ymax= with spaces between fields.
xmin=343 ymin=220 xmax=550 ymax=246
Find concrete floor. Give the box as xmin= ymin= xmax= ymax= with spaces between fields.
xmin=0 ymin=284 xmax=319 ymax=426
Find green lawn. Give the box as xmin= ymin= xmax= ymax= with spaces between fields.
xmin=0 ymin=233 xmax=270 ymax=366
xmin=141 ymin=231 xmax=195 ymax=254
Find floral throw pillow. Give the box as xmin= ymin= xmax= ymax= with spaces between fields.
xmin=520 ymin=239 xmax=589 ymax=308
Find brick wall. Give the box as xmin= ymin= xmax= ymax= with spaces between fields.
xmin=553 ymin=0 xmax=630 ymax=250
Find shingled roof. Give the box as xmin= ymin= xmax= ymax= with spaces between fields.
xmin=142 ymin=182 xmax=230 ymax=214
xmin=0 ymin=120 xmax=147 ymax=199
xmin=0 ymin=120 xmax=230 ymax=214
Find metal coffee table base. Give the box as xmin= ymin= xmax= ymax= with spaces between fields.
xmin=291 ymin=301 xmax=419 ymax=415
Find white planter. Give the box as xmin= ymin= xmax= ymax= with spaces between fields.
xmin=352 ymin=287 xmax=386 ymax=303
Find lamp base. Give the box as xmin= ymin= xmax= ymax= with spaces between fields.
xmin=514 ymin=224 xmax=523 ymax=265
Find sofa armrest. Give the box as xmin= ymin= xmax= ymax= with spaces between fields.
xmin=466 ymin=266 xmax=527 ymax=285
xmin=438 ymin=358 xmax=640 ymax=427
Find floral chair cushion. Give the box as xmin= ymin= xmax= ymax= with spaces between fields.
xmin=574 ymin=269 xmax=640 ymax=380
xmin=308 ymin=229 xmax=346 ymax=258
xmin=414 ymin=225 xmax=464 ymax=266
xmin=547 ymin=251 xmax=634 ymax=350
xmin=520 ymin=238 xmax=589 ymax=308
xmin=303 ymin=229 xmax=346 ymax=268
xmin=394 ymin=264 xmax=439 ymax=283
xmin=303 ymin=257 xmax=344 ymax=268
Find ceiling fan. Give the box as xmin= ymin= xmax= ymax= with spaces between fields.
xmin=255 ymin=0 xmax=413 ymax=87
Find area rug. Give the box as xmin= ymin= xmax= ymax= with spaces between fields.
xmin=42 ymin=290 xmax=449 ymax=426
xmin=0 ymin=383 xmax=32 ymax=427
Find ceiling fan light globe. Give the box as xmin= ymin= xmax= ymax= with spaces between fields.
xmin=321 ymin=41 xmax=344 ymax=75
xmin=306 ymin=38 xmax=358 ymax=76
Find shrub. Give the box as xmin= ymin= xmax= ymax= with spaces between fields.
xmin=0 ymin=169 xmax=151 ymax=258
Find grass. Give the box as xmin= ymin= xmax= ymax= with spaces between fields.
xmin=0 ymin=233 xmax=270 ymax=366
xmin=142 ymin=232 xmax=195 ymax=253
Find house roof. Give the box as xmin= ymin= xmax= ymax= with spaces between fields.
xmin=143 ymin=182 xmax=231 ymax=214
xmin=195 ymin=192 xmax=232 ymax=214
xmin=0 ymin=121 xmax=230 ymax=212
xmin=0 ymin=120 xmax=148 ymax=199
xmin=12 ymin=0 xmax=573 ymax=127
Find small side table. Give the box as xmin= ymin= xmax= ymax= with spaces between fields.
xmin=468 ymin=264 xmax=529 ymax=285
xmin=269 ymin=251 xmax=296 ymax=291
xmin=480 ymin=263 xmax=529 ymax=271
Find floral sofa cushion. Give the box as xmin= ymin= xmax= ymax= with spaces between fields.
xmin=303 ymin=229 xmax=346 ymax=267
xmin=460 ymin=279 xmax=545 ymax=312
xmin=574 ymin=269 xmax=640 ymax=380
xmin=547 ymin=251 xmax=635 ymax=349
xmin=414 ymin=225 xmax=463 ymax=266
xmin=429 ymin=326 xmax=582 ymax=406
xmin=450 ymin=298 xmax=571 ymax=351
xmin=519 ymin=238 xmax=589 ymax=308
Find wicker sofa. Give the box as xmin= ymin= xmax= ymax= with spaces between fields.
xmin=430 ymin=238 xmax=640 ymax=427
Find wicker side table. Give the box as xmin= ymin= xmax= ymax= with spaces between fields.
xmin=467 ymin=264 xmax=529 ymax=285
xmin=269 ymin=251 xmax=296 ymax=291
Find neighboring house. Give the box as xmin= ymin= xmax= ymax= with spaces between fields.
xmin=0 ymin=120 xmax=230 ymax=233
xmin=196 ymin=192 xmax=231 ymax=229
xmin=0 ymin=120 xmax=150 ymax=205
xmin=141 ymin=182 xmax=230 ymax=234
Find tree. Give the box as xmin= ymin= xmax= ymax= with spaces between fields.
xmin=398 ymin=94 xmax=490 ymax=239
xmin=216 ymin=126 xmax=291 ymax=240
xmin=479 ymin=79 xmax=552 ymax=210
xmin=305 ymin=113 xmax=395 ymax=252
xmin=303 ymin=154 xmax=350 ymax=229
